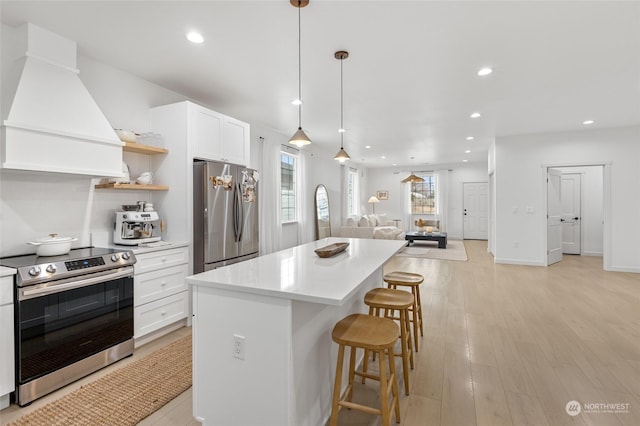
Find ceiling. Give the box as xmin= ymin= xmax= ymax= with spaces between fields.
xmin=2 ymin=1 xmax=639 ymax=168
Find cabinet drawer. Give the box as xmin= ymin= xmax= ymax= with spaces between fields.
xmin=134 ymin=264 xmax=188 ymax=307
xmin=134 ymin=247 xmax=189 ymax=275
xmin=135 ymin=291 xmax=189 ymax=338
xmin=0 ymin=276 xmax=13 ymax=306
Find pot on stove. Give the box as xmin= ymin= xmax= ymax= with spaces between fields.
xmin=27 ymin=233 xmax=78 ymax=256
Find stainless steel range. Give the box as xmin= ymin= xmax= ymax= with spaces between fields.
xmin=0 ymin=247 xmax=136 ymax=406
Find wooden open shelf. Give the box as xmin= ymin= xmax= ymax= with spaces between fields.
xmin=122 ymin=141 xmax=169 ymax=155
xmin=94 ymin=183 xmax=169 ymax=191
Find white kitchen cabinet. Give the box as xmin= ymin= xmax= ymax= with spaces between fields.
xmin=221 ymin=115 xmax=250 ymax=166
xmin=192 ymin=104 xmax=223 ymax=162
xmin=133 ymin=246 xmax=189 ymax=346
xmin=0 ymin=273 xmax=15 ymax=410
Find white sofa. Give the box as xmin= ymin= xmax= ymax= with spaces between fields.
xmin=338 ymin=214 xmax=405 ymax=240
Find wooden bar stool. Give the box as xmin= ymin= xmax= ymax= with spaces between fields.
xmin=330 ymin=314 xmax=401 ymax=426
xmin=363 ymin=287 xmax=414 ymax=395
xmin=383 ymin=271 xmax=425 ymax=351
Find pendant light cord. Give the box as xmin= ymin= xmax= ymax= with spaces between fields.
xmin=297 ymin=1 xmax=302 ymax=129
xmin=340 ymin=56 xmax=344 ymax=148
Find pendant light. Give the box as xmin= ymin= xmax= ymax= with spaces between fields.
xmin=401 ymin=157 xmax=425 ymax=183
xmin=289 ymin=0 xmax=312 ymax=147
xmin=334 ymin=50 xmax=351 ymax=162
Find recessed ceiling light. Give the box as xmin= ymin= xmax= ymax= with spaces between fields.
xmin=381 ymin=156 xmax=386 ymax=159
xmin=365 ymin=145 xmax=371 ymax=149
xmin=186 ymin=31 xmax=204 ymax=44
xmin=291 ymin=99 xmax=302 ymax=106
xmin=470 ymin=112 xmax=481 ymax=119
xmin=583 ymin=120 xmax=594 ymax=125
xmin=338 ymin=128 xmax=346 ymax=133
xmin=465 ymin=150 xmax=471 ymax=153
xmin=463 ymin=159 xmax=468 ymax=163
xmin=392 ymin=163 xmax=397 ymax=166
xmin=477 ymin=67 xmax=493 ymax=76
xmin=466 ymin=136 xmax=474 ymax=141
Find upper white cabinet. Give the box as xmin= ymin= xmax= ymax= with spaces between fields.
xmin=189 ymin=102 xmax=250 ymax=166
xmin=191 ymin=104 xmax=223 ymax=162
xmin=221 ymin=116 xmax=250 ymax=166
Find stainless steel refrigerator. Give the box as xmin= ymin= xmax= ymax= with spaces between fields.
xmin=193 ymin=160 xmax=259 ymax=273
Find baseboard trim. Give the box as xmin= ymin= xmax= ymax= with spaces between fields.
xmin=605 ymin=265 xmax=640 ymax=273
xmin=494 ymin=258 xmax=546 ymax=266
xmin=581 ymin=251 xmax=603 ymax=257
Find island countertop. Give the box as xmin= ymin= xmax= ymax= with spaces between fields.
xmin=185 ymin=237 xmax=406 ymax=305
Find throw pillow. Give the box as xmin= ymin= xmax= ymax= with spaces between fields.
xmin=368 ymin=214 xmax=378 ymax=226
xmin=358 ymin=216 xmax=370 ymax=227
xmin=345 ymin=217 xmax=356 ymax=227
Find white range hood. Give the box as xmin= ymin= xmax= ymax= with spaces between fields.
xmin=1 ymin=23 xmax=123 ymax=177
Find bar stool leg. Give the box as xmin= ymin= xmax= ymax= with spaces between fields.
xmin=416 ymin=285 xmax=424 ymax=337
xmin=330 ymin=344 xmax=345 ymax=426
xmin=388 ymin=347 xmax=401 ymax=423
xmin=411 ymin=287 xmax=420 ymax=351
xmin=347 ymin=346 xmax=356 ymax=402
xmin=378 ymin=349 xmax=390 ymax=426
xmin=398 ymin=309 xmax=411 ymax=395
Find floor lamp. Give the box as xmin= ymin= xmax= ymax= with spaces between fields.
xmin=368 ymin=196 xmax=379 ymax=214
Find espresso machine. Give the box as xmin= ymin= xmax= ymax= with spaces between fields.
xmin=114 ymin=209 xmax=162 ymax=245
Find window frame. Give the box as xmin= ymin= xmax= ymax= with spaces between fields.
xmin=347 ymin=167 xmax=359 ymax=217
xmin=280 ymin=149 xmax=299 ymax=224
xmin=410 ymin=173 xmax=436 ymax=215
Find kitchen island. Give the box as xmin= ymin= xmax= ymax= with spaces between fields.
xmin=186 ymin=237 xmax=406 ymax=426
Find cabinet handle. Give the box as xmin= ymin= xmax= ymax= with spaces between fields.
xmin=161 ymin=311 xmax=167 ymax=316
xmin=161 ymin=257 xmax=167 ymax=262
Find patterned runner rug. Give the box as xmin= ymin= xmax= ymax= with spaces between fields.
xmin=8 ymin=334 xmax=192 ymax=426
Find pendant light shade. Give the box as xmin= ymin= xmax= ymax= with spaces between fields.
xmin=401 ymin=156 xmax=425 ymax=182
xmin=334 ymin=50 xmax=350 ymax=162
xmin=289 ymin=0 xmax=311 ymax=147
xmin=400 ymin=173 xmax=425 ymax=183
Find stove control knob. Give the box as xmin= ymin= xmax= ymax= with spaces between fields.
xmin=28 ymin=266 xmax=41 ymax=276
xmin=111 ymin=254 xmax=120 ymax=262
xmin=122 ymin=252 xmax=131 ymax=260
xmin=46 ymin=264 xmax=57 ymax=273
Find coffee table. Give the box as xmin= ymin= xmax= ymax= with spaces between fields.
xmin=405 ymin=231 xmax=447 ymax=249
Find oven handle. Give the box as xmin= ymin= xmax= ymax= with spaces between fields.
xmin=20 ymin=268 xmax=133 ymax=300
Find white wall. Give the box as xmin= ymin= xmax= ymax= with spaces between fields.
xmin=494 ymin=126 xmax=640 ymax=272
xmin=1 ymin=22 xmax=189 ymax=256
xmin=363 ymin=163 xmax=488 ymax=239
xmin=557 ymin=166 xmax=603 ymax=256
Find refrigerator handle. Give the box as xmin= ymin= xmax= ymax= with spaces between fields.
xmin=232 ymin=183 xmax=240 ymax=242
xmin=236 ymin=182 xmax=244 ymax=242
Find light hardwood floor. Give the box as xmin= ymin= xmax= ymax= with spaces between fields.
xmin=2 ymin=240 xmax=639 ymax=425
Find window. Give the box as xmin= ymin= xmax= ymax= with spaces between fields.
xmin=347 ymin=168 xmax=359 ymax=217
xmin=411 ymin=174 xmax=436 ymax=214
xmin=280 ymin=151 xmax=298 ymax=222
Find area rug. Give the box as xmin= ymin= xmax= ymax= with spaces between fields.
xmin=8 ymin=334 xmax=192 ymax=426
xmin=396 ymin=239 xmax=468 ymax=261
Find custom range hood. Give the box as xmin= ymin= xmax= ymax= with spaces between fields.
xmin=2 ymin=23 xmax=123 ymax=177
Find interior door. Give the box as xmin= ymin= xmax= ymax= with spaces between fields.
xmin=547 ymin=168 xmax=563 ymax=265
xmin=561 ymin=173 xmax=581 ymax=254
xmin=463 ymin=182 xmax=489 ymax=240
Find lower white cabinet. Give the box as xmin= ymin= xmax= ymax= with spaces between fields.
xmin=134 ymin=246 xmax=189 ymax=343
xmin=0 ymin=275 xmax=15 ymax=409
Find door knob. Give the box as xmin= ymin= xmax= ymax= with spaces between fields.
xmin=560 ymin=218 xmax=565 ymax=222
xmin=574 ymin=217 xmax=579 ymax=220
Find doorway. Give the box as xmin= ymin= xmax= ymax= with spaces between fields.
xmin=463 ymin=182 xmax=488 ymax=240
xmin=544 ymin=164 xmax=606 ymax=267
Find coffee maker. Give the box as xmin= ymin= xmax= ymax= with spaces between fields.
xmin=114 ymin=210 xmax=162 ymax=245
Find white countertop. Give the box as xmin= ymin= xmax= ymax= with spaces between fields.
xmin=107 ymin=241 xmax=189 ymax=255
xmin=185 ymin=237 xmax=406 ymax=305
xmin=0 ymin=266 xmax=16 ymax=277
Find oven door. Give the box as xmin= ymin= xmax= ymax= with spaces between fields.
xmin=16 ymin=268 xmax=134 ymax=385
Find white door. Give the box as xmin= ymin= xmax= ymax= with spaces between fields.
xmin=463 ymin=182 xmax=488 ymax=240
xmin=561 ymin=173 xmax=581 ymax=254
xmin=547 ymin=168 xmax=563 ymax=265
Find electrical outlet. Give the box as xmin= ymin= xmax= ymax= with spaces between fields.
xmin=233 ymin=334 xmax=246 ymax=360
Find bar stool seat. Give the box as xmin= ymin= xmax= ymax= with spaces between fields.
xmin=363 ymin=287 xmax=414 ymax=395
xmin=383 ymin=271 xmax=425 ymax=351
xmin=330 ymin=313 xmax=401 ymax=426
